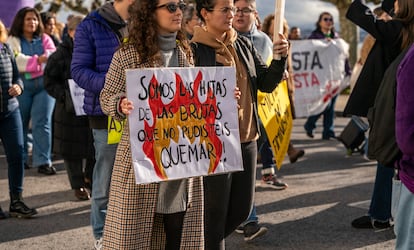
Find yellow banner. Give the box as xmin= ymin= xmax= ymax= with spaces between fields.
xmin=257 ymin=80 xmax=292 ymax=169
xmin=107 ymin=116 xmax=125 ymax=144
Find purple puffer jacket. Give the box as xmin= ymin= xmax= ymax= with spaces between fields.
xmin=396 ymin=44 xmax=414 ymax=194
xmin=71 ymin=10 xmax=120 ymax=116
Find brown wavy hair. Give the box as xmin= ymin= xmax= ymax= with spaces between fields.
xmin=394 ymin=0 xmax=414 ymax=49
xmin=126 ymin=0 xmax=191 ymax=64
xmin=9 ymin=7 xmax=44 ymax=38
xmin=261 ymin=14 xmax=274 ymax=38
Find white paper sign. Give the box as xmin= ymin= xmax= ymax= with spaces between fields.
xmin=291 ymin=38 xmax=350 ymax=118
xmin=126 ymin=66 xmax=243 ymax=184
xmin=68 ymin=79 xmax=86 ymax=116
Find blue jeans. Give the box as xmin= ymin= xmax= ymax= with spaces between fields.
xmin=368 ymin=163 xmax=393 ymax=221
xmin=91 ymin=129 xmax=118 ymax=239
xmin=260 ymin=139 xmax=274 ymax=170
xmin=393 ymin=182 xmax=414 ymax=250
xmin=304 ymin=94 xmax=338 ymax=139
xmin=17 ymin=79 xmax=55 ymax=167
xmin=243 ymin=205 xmax=258 ymax=226
xmin=258 ymin=118 xmax=274 ymax=171
xmin=0 ymin=109 xmax=24 ymax=194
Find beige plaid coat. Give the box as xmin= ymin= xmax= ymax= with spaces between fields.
xmin=100 ymin=44 xmax=204 ymax=249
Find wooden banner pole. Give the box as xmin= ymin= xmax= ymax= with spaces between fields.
xmin=273 ymin=0 xmax=285 ymax=60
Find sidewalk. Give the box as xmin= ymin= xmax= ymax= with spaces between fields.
xmin=0 ymin=94 xmax=396 ymax=250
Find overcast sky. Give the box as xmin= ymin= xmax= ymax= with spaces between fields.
xmin=53 ymin=0 xmax=339 ymax=32
xmin=256 ymin=0 xmax=339 ymax=33
xmin=50 ymin=0 xmax=377 ymax=37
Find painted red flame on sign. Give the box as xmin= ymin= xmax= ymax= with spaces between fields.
xmin=143 ymin=71 xmax=223 ymax=180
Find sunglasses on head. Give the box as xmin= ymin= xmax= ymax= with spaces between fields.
xmin=323 ymin=17 xmax=333 ymax=22
xmin=156 ymin=2 xmax=187 ymax=13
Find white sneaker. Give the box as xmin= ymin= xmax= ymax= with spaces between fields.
xmin=94 ymin=238 xmax=103 ymax=250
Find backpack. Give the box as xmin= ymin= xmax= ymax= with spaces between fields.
xmin=366 ymin=48 xmax=408 ymax=167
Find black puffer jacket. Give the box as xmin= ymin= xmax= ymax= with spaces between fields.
xmin=44 ymin=37 xmax=94 ymax=159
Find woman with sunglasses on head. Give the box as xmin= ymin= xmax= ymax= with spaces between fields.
xmin=191 ymin=0 xmax=289 ymax=248
xmin=100 ymin=1 xmax=204 ymax=249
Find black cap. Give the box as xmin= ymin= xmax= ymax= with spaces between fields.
xmin=382 ymin=0 xmax=396 ymax=16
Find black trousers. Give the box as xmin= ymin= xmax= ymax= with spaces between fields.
xmin=204 ymin=141 xmax=257 ymax=250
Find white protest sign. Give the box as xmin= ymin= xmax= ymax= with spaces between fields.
xmin=68 ymin=79 xmax=86 ymax=116
xmin=126 ymin=66 xmax=243 ymax=184
xmin=290 ymin=38 xmax=350 ymax=118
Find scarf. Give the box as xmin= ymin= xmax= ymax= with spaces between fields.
xmin=192 ymin=26 xmax=258 ymax=142
xmin=158 ymin=33 xmax=179 ymax=67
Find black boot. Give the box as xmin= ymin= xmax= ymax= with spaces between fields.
xmin=9 ymin=193 xmax=38 ymax=218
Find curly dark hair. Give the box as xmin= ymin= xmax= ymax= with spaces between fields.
xmin=9 ymin=7 xmax=44 ymax=38
xmin=127 ymin=0 xmax=191 ymax=64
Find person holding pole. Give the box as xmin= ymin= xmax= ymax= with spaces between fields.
xmin=261 ymin=15 xmax=305 ymax=164
xmin=232 ymin=0 xmax=290 ymax=242
xmin=191 ymin=0 xmax=289 ymax=248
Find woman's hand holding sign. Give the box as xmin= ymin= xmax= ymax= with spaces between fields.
xmin=120 ymin=97 xmax=134 ymax=115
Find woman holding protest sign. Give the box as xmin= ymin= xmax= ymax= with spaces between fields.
xmin=191 ymin=0 xmax=289 ymax=248
xmin=303 ymin=11 xmax=351 ymax=140
xmin=99 ymin=1 xmax=205 ymax=249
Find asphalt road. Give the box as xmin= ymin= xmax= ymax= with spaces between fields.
xmin=0 ymin=95 xmax=396 ymax=249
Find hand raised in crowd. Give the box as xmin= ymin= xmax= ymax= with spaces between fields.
xmin=8 ymin=84 xmax=22 ymax=97
xmin=273 ymin=33 xmax=289 ymax=58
